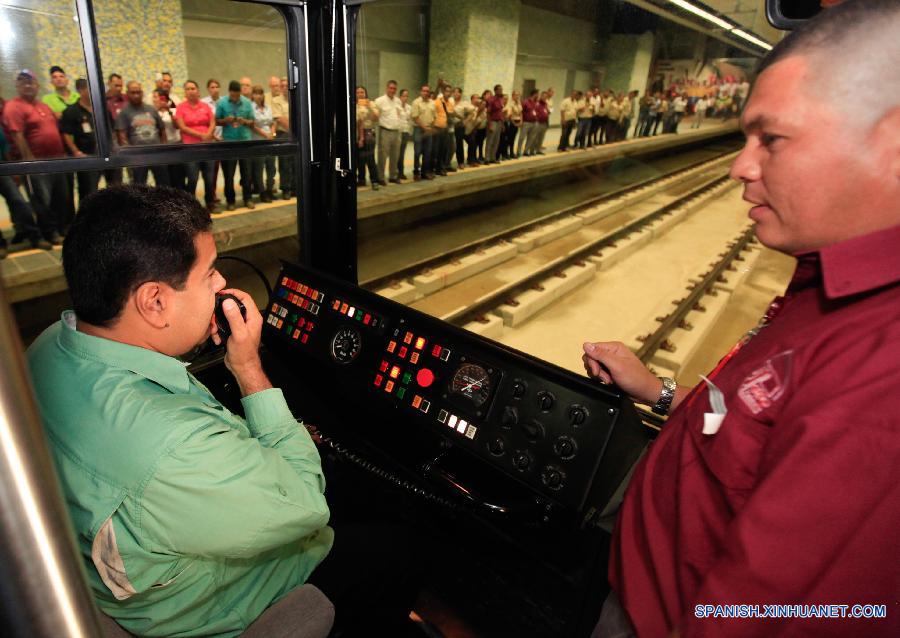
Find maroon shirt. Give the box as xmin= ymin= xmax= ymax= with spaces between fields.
xmin=522 ymin=98 xmax=539 ymax=123
xmin=611 ymin=224 xmax=900 ymax=637
xmin=534 ymin=100 xmax=549 ymax=124
xmin=486 ymin=95 xmax=505 ymax=122
xmin=1 ymin=96 xmax=65 ymax=159
xmin=106 ymin=93 xmax=127 ymax=122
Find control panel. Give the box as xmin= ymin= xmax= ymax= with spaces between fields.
xmin=263 ymin=262 xmax=649 ymax=514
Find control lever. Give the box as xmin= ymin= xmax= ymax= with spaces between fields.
xmin=422 ymin=453 xmax=549 ymax=521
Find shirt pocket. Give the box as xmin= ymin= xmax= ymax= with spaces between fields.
xmin=691 ymin=406 xmax=773 ymax=492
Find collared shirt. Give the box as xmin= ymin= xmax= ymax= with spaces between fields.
xmin=486 ymin=95 xmax=505 ymax=122
xmin=398 ymin=102 xmax=412 ymax=134
xmin=174 ymin=100 xmax=214 ymax=144
xmin=410 ymin=96 xmax=435 ymax=128
xmin=215 ymin=95 xmax=255 ymax=141
xmin=522 ymin=98 xmax=539 ymax=122
xmin=374 ymin=93 xmax=403 ymax=130
xmin=504 ymin=100 xmax=523 ymax=125
xmin=27 ymin=313 xmax=332 ymax=637
xmin=559 ymin=97 xmax=578 ymax=122
xmin=432 ymin=96 xmax=450 ymax=129
xmin=202 ymin=95 xmax=224 ymax=139
xmin=611 ymin=224 xmax=900 ymax=638
xmin=534 ymin=100 xmax=549 ymax=124
xmin=1 ymin=96 xmax=65 ymax=158
xmin=106 ymin=93 xmax=128 ymax=122
xmin=42 ymin=90 xmax=79 ymax=115
xmin=576 ymin=98 xmax=592 ymax=119
xmin=271 ymin=94 xmax=290 ymax=134
xmin=60 ymin=101 xmax=96 ymax=154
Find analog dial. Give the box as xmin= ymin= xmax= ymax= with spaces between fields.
xmin=330 ymin=327 xmax=361 ymax=364
xmin=450 ymin=363 xmax=492 ymax=407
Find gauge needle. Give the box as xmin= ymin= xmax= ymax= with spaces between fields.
xmin=462 ymin=377 xmax=487 ymax=393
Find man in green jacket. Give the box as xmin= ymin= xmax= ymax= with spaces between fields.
xmin=26 ymin=185 xmax=332 ymax=636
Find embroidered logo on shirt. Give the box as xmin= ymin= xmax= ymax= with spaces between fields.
xmin=737 ymin=350 xmax=793 ymax=415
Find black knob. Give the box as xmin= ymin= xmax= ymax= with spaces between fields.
xmin=553 ymin=436 xmax=577 ymax=460
xmin=500 ymin=406 xmax=519 ymax=429
xmin=512 ymin=450 xmax=532 ymax=472
xmin=520 ymin=420 xmax=545 ymax=442
xmin=512 ymin=379 xmax=527 ymax=399
xmin=541 ymin=466 xmax=565 ymax=490
xmin=568 ymin=405 xmax=588 ymax=426
xmin=537 ymin=390 xmax=555 ymax=412
xmin=488 ymin=437 xmax=506 ymax=456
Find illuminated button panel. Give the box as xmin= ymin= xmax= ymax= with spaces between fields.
xmin=331 ymin=297 xmax=382 ymax=328
xmin=268 ymin=303 xmax=315 ymax=344
xmin=437 ymin=409 xmax=478 ymax=440
xmin=278 ymin=276 xmax=323 ymax=315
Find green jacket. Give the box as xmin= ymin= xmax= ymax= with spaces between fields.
xmin=27 ymin=312 xmax=333 ymax=637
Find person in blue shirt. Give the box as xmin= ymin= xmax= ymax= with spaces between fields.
xmin=0 ymin=126 xmax=49 ymax=256
xmin=215 ymin=80 xmax=256 ymax=211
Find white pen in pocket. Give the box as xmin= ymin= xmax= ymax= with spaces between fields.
xmin=699 ymin=374 xmax=727 ymax=435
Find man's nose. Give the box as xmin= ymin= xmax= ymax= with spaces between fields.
xmin=729 ymin=141 xmax=761 ymax=183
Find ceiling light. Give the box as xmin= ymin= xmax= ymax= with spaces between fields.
xmin=731 ymin=28 xmax=773 ymax=50
xmin=667 ymin=0 xmax=734 ymax=30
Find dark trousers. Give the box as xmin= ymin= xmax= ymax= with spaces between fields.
xmin=412 ymin=128 xmax=432 ymax=176
xmin=131 ymin=165 xmax=170 ymax=187
xmin=651 ymin=113 xmax=663 ymax=135
xmin=589 ymin=115 xmax=603 ymax=145
xmin=357 ymin=135 xmax=379 ymax=185
xmin=575 ymin=118 xmax=592 ymax=148
xmin=221 ymin=158 xmax=251 ymax=204
xmin=251 ymin=155 xmax=276 ymax=195
xmin=103 ymin=167 xmax=123 ymax=187
xmin=397 ymin=132 xmax=411 ymax=178
xmin=500 ymin=123 xmax=518 ymax=159
xmin=430 ymin=128 xmax=447 ymax=173
xmin=167 ymin=163 xmax=187 ymax=190
xmin=76 ymin=171 xmax=101 ymax=204
xmin=454 ymin=126 xmax=466 ymax=167
xmin=473 ymin=128 xmax=486 ymax=161
xmin=184 ymin=161 xmax=216 ymax=205
xmin=274 ymin=131 xmax=295 ymax=196
xmin=558 ymin=120 xmax=576 ymax=150
xmin=24 ymin=173 xmax=68 ymax=237
xmin=0 ymin=175 xmax=40 ymax=241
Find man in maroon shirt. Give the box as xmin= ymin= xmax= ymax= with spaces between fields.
xmin=484 ymin=84 xmax=505 ymax=164
xmin=2 ymin=69 xmax=67 ymax=243
xmin=583 ymin=2 xmax=899 ymax=636
xmin=104 ymin=72 xmax=126 ymax=185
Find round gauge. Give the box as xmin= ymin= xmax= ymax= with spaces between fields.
xmin=450 ymin=363 xmax=492 ymax=407
xmin=330 ymin=327 xmax=362 ymax=364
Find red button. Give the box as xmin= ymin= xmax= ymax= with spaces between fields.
xmin=416 ymin=368 xmax=435 ymax=388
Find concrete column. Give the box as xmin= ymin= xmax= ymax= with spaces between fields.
xmin=428 ymin=0 xmax=521 ymax=95
xmin=601 ymin=32 xmax=655 ymax=94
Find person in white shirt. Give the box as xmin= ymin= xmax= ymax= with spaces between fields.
xmin=153 ymin=88 xmax=185 ymax=189
xmin=374 ymin=80 xmax=403 ymax=183
xmin=692 ymin=96 xmax=708 ymax=129
xmin=395 ymin=89 xmax=412 ymax=180
xmin=669 ymin=93 xmax=688 ymax=133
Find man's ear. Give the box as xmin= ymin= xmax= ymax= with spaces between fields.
xmin=133 ymin=281 xmax=169 ymax=329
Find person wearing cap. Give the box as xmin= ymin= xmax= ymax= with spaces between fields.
xmin=215 ymin=80 xmax=255 ymax=211
xmin=42 ymin=65 xmax=78 ymax=120
xmin=2 ymin=69 xmax=67 ymax=244
xmin=60 ymin=78 xmax=101 ymax=201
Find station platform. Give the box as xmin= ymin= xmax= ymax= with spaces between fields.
xmin=1 ymin=121 xmax=738 ymax=309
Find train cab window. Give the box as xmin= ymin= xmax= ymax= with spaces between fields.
xmin=0 ymin=0 xmax=98 ymax=163
xmin=354 ymin=0 xmax=796 ymax=392
xmin=93 ymin=0 xmax=292 ymax=151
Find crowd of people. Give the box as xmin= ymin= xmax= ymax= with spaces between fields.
xmin=353 ymin=74 xmax=747 ymax=188
xmin=0 ymin=66 xmax=296 ymax=260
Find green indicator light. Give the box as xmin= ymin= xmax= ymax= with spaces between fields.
xmin=396 ymin=387 xmax=406 ymax=400
xmin=402 ymin=373 xmax=412 ymax=385
xmin=355 ymin=310 xmax=363 ymax=320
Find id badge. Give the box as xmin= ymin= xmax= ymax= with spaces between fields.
xmin=82 ymin=120 xmax=93 ymax=134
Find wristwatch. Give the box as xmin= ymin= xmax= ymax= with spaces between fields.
xmin=652 ymin=376 xmax=677 ymax=416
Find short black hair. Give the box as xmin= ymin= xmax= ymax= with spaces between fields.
xmin=49 ymin=65 xmax=65 ymax=76
xmin=63 ymin=185 xmax=212 ymax=327
xmin=228 ymin=80 xmax=241 ymax=92
xmin=108 ymin=73 xmax=122 ymax=82
xmin=207 ymin=78 xmax=219 ymax=88
xmin=75 ymin=78 xmax=88 ymax=90
xmin=758 ymin=0 xmax=897 ymax=75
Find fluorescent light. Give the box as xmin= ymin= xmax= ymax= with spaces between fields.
xmin=667 ymin=0 xmax=734 ymax=30
xmin=731 ymin=28 xmax=773 ymax=50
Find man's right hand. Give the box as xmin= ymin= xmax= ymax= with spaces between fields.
xmin=582 ymin=341 xmax=662 ymax=405
xmin=219 ymin=289 xmax=272 ymax=396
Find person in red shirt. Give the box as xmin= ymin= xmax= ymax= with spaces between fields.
xmin=1 ymin=69 xmax=67 ymax=243
xmin=484 ymin=84 xmax=505 ymax=164
xmin=175 ymin=79 xmax=217 ymax=213
xmin=583 ymin=2 xmax=900 ymax=636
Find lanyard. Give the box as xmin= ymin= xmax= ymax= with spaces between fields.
xmin=682 ymin=295 xmax=786 ymax=411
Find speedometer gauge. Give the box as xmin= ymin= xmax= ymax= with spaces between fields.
xmin=450 ymin=363 xmax=492 ymax=407
xmin=331 ymin=327 xmax=361 ymax=364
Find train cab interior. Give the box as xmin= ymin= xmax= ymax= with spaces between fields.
xmin=0 ymin=1 xmax=836 ymax=636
